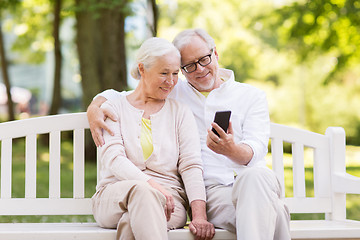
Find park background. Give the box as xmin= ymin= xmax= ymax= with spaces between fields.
xmin=0 ymin=0 xmax=359 ymax=222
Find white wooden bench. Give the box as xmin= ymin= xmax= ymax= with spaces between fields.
xmin=0 ymin=112 xmax=360 ymax=240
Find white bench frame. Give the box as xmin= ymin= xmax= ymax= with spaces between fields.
xmin=0 ymin=112 xmax=360 ymax=240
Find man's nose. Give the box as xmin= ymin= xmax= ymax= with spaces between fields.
xmin=195 ymin=62 xmax=205 ymax=72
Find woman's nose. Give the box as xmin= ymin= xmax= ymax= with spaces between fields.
xmin=165 ymin=76 xmax=174 ymax=85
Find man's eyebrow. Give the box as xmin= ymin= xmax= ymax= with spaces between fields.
xmin=182 ymin=53 xmax=208 ymax=65
xmin=182 ymin=58 xmax=195 ymax=66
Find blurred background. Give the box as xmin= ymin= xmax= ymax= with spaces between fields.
xmin=0 ymin=0 xmax=359 ymax=146
xmin=0 ymin=0 xmax=360 ymax=222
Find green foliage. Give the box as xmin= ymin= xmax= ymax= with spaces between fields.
xmin=251 ymin=0 xmax=360 ymax=83
xmin=3 ymin=0 xmax=56 ymax=64
xmin=3 ymin=0 xmax=135 ymax=65
xmin=0 ymin=0 xmax=21 ymax=14
xmin=70 ymin=0 xmax=134 ymax=19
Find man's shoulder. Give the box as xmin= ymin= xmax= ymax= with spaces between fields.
xmin=169 ymin=78 xmax=190 ymax=99
xmin=221 ymin=68 xmax=265 ymax=94
xmin=229 ymin=80 xmax=265 ymax=96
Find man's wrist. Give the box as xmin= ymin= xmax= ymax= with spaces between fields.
xmin=227 ymin=143 xmax=253 ymax=165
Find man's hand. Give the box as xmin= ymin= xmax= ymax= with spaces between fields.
xmin=86 ymin=97 xmax=117 ymax=147
xmin=206 ymin=121 xmax=253 ymax=165
xmin=189 ymin=200 xmax=215 ymax=240
xmin=206 ymin=121 xmax=235 ymax=156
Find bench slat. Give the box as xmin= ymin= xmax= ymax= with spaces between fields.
xmin=314 ymin=147 xmax=331 ymax=198
xmin=0 ymin=199 xmax=92 ymax=215
xmin=292 ymin=143 xmax=306 ymax=198
xmin=25 ymin=134 xmax=37 ymax=198
xmin=1 ymin=221 xmax=360 ymax=240
xmin=284 ymin=197 xmax=332 ymax=213
xmin=0 ymin=113 xmax=90 ymax=140
xmin=270 ymin=137 xmax=285 ymax=198
xmin=74 ymin=129 xmax=85 ymax=198
xmin=270 ymin=123 xmax=328 ymax=149
xmin=49 ymin=131 xmax=61 ymax=198
xmin=1 ymin=139 xmax=12 ymax=199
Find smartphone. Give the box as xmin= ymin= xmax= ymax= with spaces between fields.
xmin=211 ymin=111 xmax=231 ymax=137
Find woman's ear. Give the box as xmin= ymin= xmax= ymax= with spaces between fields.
xmin=138 ymin=63 xmax=145 ymax=76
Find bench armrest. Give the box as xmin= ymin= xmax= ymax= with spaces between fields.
xmin=333 ymin=172 xmax=360 ymax=194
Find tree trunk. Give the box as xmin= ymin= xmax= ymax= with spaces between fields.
xmin=75 ymin=0 xmax=128 ymax=161
xmin=99 ymin=7 xmax=127 ymax=91
xmin=148 ymin=0 xmax=158 ymax=36
xmin=49 ymin=0 xmax=62 ymax=115
xmin=0 ymin=20 xmax=15 ymax=121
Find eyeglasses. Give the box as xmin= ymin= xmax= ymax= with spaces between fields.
xmin=181 ymin=49 xmax=214 ymax=73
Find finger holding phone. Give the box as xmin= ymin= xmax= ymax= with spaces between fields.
xmin=207 ymin=111 xmax=253 ymax=165
xmin=207 ymin=111 xmax=235 ymax=155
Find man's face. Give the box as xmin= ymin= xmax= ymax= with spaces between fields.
xmin=180 ymin=37 xmax=220 ymax=92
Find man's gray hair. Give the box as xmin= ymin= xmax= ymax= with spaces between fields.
xmin=172 ymin=28 xmax=216 ymax=52
xmin=131 ymin=37 xmax=180 ymax=80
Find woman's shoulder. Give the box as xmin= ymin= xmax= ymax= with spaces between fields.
xmin=166 ymin=98 xmax=190 ymax=111
xmin=102 ymin=94 xmax=127 ymax=111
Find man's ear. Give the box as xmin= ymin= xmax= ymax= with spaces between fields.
xmin=214 ymin=46 xmax=219 ymax=61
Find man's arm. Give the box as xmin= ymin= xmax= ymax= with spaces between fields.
xmin=189 ymin=200 xmax=215 ymax=240
xmin=87 ymin=96 xmax=117 ymax=147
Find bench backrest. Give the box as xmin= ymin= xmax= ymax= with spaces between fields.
xmin=270 ymin=123 xmax=346 ymax=220
xmin=0 ymin=113 xmax=347 ymax=220
xmin=0 ymin=113 xmax=91 ymax=216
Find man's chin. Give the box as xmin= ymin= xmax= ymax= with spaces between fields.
xmin=196 ymin=81 xmax=215 ymax=92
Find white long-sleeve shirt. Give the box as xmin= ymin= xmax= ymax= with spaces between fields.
xmin=99 ymin=68 xmax=270 ymax=186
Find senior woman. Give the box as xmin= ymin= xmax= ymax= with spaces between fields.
xmin=91 ymin=37 xmax=215 ymax=240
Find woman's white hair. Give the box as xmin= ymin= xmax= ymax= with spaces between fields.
xmin=130 ymin=37 xmax=180 ymax=80
xmin=172 ymin=28 xmax=216 ymax=52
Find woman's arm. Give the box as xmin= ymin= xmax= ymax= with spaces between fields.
xmin=99 ymin=101 xmax=150 ymax=183
xmin=176 ymin=105 xmax=215 ymax=239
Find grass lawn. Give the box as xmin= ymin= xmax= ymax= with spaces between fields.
xmin=1 ymin=137 xmax=360 ymax=223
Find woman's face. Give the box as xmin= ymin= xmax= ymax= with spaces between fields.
xmin=140 ymin=51 xmax=180 ymax=100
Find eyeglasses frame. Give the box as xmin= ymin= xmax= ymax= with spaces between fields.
xmin=181 ymin=48 xmax=214 ymax=73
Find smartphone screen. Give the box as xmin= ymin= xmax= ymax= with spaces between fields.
xmin=211 ymin=111 xmax=231 ymax=137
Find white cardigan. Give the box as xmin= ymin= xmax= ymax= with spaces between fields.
xmin=97 ymin=95 xmax=206 ymax=203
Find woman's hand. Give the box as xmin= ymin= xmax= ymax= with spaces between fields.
xmin=147 ymin=179 xmax=175 ymax=221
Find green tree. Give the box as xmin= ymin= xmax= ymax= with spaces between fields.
xmin=0 ymin=0 xmax=20 ymax=121
xmin=49 ymin=0 xmax=63 ymax=115
xmin=251 ymin=0 xmax=360 ymax=84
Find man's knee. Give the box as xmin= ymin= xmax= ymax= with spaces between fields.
xmin=233 ymin=167 xmax=281 ymax=198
